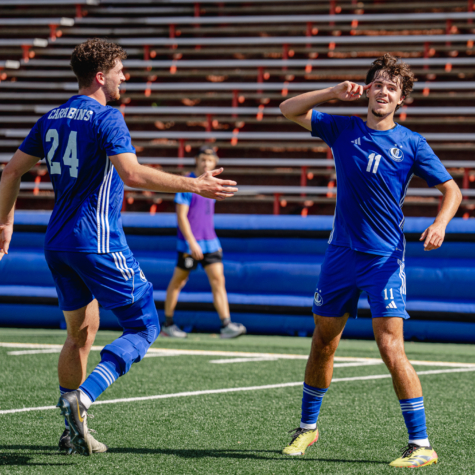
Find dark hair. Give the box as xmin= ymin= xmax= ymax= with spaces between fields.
xmin=196 ymin=145 xmax=219 ymax=163
xmin=70 ymin=38 xmax=127 ymax=89
xmin=366 ymin=53 xmax=416 ymax=110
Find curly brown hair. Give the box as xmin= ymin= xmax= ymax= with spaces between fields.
xmin=365 ymin=53 xmax=416 ymax=110
xmin=70 ymin=38 xmax=127 ymax=89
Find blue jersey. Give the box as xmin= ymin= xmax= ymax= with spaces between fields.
xmin=311 ymin=110 xmax=452 ymax=259
xmin=19 ymin=95 xmax=135 ymax=253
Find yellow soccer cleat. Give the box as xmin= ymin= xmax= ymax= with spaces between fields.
xmin=389 ymin=444 xmax=438 ymax=468
xmin=282 ymin=427 xmax=319 ymax=456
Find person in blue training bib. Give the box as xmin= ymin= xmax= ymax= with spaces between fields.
xmin=0 ymin=38 xmax=237 ymax=456
xmin=279 ymin=54 xmax=462 ymax=467
xmin=162 ymin=145 xmax=247 ymax=339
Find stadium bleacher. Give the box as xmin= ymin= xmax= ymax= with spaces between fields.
xmin=1 ymin=0 xmax=475 ymax=339
xmin=1 ymin=0 xmax=475 ymax=216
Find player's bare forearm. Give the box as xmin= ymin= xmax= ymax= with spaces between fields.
xmin=279 ymin=82 xmax=372 ymax=131
xmin=0 ymin=172 xmax=20 ymax=224
xmin=280 ymin=88 xmax=335 ymax=118
xmin=0 ymin=150 xmax=40 ymax=259
xmin=420 ymin=179 xmax=462 ymax=251
xmin=0 ymin=149 xmax=40 ymax=223
xmin=110 ymin=153 xmax=238 ymax=200
xmin=0 ymin=170 xmax=20 ymax=259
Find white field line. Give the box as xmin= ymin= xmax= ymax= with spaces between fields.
xmin=2 ymin=341 xmax=475 ymax=367
xmin=1 ymin=367 xmax=475 ymax=416
xmin=209 ymin=357 xmax=279 ymax=364
xmin=8 ymin=349 xmax=62 ymax=355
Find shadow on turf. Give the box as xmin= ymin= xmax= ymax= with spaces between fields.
xmin=108 ymin=447 xmax=387 ymax=464
xmin=0 ymin=446 xmax=74 ymax=466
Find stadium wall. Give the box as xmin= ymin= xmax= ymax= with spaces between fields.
xmin=1 ymin=211 xmax=475 ymax=343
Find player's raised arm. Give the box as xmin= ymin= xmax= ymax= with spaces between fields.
xmin=279 ymin=81 xmax=372 ymax=131
xmin=109 ymin=152 xmax=238 ymax=201
xmin=420 ymin=179 xmax=462 ymax=251
xmin=0 ymin=149 xmax=41 ymax=260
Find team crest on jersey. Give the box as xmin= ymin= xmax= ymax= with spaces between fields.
xmin=389 ymin=145 xmax=404 ymax=162
xmin=139 ymin=269 xmax=147 ymax=282
xmin=314 ymin=290 xmax=323 ymax=306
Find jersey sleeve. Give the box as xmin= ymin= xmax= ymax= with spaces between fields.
xmin=97 ymin=109 xmax=136 ymax=156
xmin=175 ymin=192 xmax=193 ymax=206
xmin=310 ymin=110 xmax=352 ymax=147
xmin=19 ymin=118 xmax=44 ymax=158
xmin=413 ymin=137 xmax=452 ymax=187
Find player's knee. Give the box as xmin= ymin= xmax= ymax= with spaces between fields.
xmin=377 ymin=341 xmax=402 ymax=370
xmin=66 ymin=326 xmax=96 ymax=349
xmin=209 ymin=274 xmax=225 ymax=290
xmin=102 ymin=286 xmax=159 ymax=376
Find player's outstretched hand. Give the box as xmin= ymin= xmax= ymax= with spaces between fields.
xmin=420 ymin=223 xmax=446 ymax=251
xmin=0 ymin=222 xmax=12 ymax=261
xmin=196 ymin=168 xmax=238 ymax=201
xmin=332 ymin=81 xmax=372 ymax=102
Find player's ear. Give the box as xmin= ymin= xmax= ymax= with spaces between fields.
xmin=95 ymin=71 xmax=106 ymax=86
xmin=398 ymin=95 xmax=405 ymax=105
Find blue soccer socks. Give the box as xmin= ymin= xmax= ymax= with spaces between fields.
xmin=79 ymin=360 xmax=120 ymax=404
xmin=400 ymin=397 xmax=430 ymax=446
xmin=300 ymin=383 xmax=328 ymax=430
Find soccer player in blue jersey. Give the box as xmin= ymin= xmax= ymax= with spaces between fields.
xmin=162 ymin=145 xmax=246 ymax=339
xmin=279 ymin=54 xmax=462 ymax=467
xmin=0 ymin=38 xmax=237 ymax=456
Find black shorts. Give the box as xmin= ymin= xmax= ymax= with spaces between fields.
xmin=176 ymin=250 xmax=223 ymax=271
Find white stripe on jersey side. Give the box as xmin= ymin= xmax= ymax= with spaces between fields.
xmin=120 ymin=251 xmax=135 ymax=303
xmin=400 ymin=173 xmax=414 ymax=208
xmin=100 ymin=163 xmax=113 ymax=254
xmin=97 ymin=160 xmax=113 ymax=253
xmin=104 ymin=165 xmax=114 ymax=253
xmin=328 ymin=147 xmax=336 ymax=244
xmin=96 ymin=160 xmax=110 ymax=253
xmin=398 ymin=258 xmax=407 ymax=296
xmin=112 ymin=252 xmax=128 ymax=281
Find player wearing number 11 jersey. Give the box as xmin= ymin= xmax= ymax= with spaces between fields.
xmin=279 ymin=54 xmax=462 ymax=467
xmin=0 ymin=38 xmax=237 ymax=456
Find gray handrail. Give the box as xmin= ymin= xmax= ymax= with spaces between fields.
xmin=3 ymin=128 xmax=475 ymax=141
xmin=29 ymin=105 xmax=475 ymax=116
xmin=0 ymin=18 xmax=74 ymax=26
xmin=52 ymin=34 xmax=475 ymax=46
xmin=3 ymin=154 xmax=475 ymax=168
xmin=72 ymin=11 xmax=475 ymax=25
xmin=23 ymin=57 xmax=475 ymax=68
xmin=17 ymin=182 xmax=475 ymax=197
xmin=2 ymin=81 xmax=475 ymax=91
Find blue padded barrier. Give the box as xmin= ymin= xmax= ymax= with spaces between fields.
xmin=2 ymin=212 xmax=475 ymax=342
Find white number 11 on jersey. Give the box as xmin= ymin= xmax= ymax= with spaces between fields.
xmin=366 ymin=153 xmax=381 ymax=174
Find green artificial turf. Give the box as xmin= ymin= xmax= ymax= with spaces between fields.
xmin=0 ymin=328 xmax=474 ymax=474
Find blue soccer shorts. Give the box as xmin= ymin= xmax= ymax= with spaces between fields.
xmin=45 ymin=247 xmax=150 ymax=311
xmin=312 ymin=245 xmax=409 ymax=319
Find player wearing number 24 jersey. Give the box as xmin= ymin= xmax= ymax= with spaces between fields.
xmin=0 ymin=39 xmax=237 ymax=456
xmin=19 ymin=95 xmax=132 ymax=254
xmin=279 ymin=54 xmax=462 ymax=467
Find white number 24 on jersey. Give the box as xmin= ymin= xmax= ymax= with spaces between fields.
xmin=45 ymin=129 xmax=79 ymax=178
